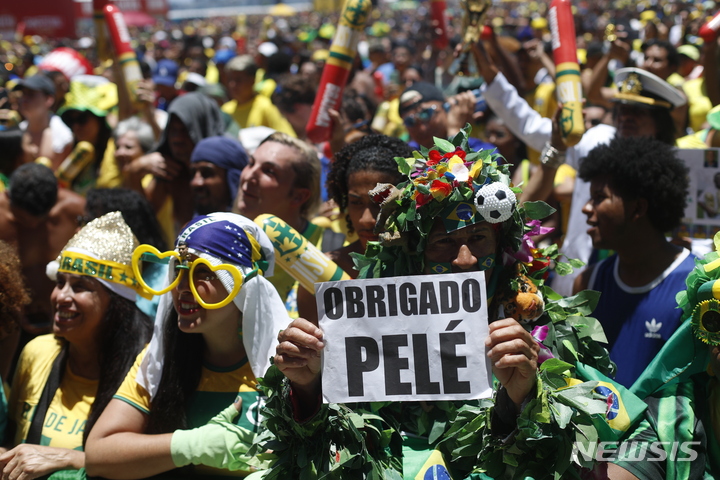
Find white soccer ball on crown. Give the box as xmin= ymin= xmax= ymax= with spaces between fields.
xmin=474 ymin=182 xmax=516 ymax=223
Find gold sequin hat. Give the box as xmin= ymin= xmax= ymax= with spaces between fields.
xmin=613 ymin=67 xmax=686 ymax=110
xmin=47 ymin=211 xmax=151 ymax=300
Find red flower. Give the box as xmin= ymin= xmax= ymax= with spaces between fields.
xmin=415 ymin=192 xmax=432 ymax=207
xmin=442 ymin=147 xmax=466 ymax=160
xmin=528 ymin=257 xmax=551 ymax=280
xmin=430 ymin=179 xmax=453 ymax=200
xmin=428 ymin=150 xmax=442 ymax=166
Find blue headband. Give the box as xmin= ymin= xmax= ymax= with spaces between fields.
xmin=190 ymin=136 xmax=249 ymax=203
xmin=176 ymin=215 xmax=253 ymax=269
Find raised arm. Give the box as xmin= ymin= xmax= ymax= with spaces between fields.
xmin=485 ymin=28 xmax=525 ymax=95
xmin=585 ymin=40 xmax=630 ymax=109
xmin=472 ymin=42 xmax=552 ymax=153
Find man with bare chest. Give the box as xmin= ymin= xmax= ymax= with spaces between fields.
xmin=0 ymin=163 xmax=85 ymax=336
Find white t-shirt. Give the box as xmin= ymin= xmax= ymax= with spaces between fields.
xmin=20 ymin=114 xmax=74 ymax=154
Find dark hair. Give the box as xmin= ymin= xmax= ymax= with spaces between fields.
xmin=391 ymin=40 xmax=416 ymax=56
xmin=9 ymin=163 xmax=58 ymax=216
xmin=83 ymin=290 xmax=152 ymax=443
xmin=272 ymin=74 xmax=316 ymax=113
xmin=579 ymin=136 xmax=688 ymax=232
xmin=0 ymin=127 xmax=24 ymax=176
xmin=642 ymin=39 xmax=679 ymax=68
xmin=0 ymin=240 xmax=29 ymax=340
xmin=265 ymin=52 xmax=292 ymax=78
xmin=341 ymin=90 xmax=376 ymax=126
xmin=146 ymin=308 xmax=204 ymax=433
xmin=86 ymin=188 xmax=167 ymax=250
xmin=44 ymin=70 xmax=66 ymax=84
xmin=62 ymin=108 xmax=113 ymax=174
xmin=327 ymin=135 xmax=412 ymax=233
xmin=93 ymin=115 xmax=114 ymax=171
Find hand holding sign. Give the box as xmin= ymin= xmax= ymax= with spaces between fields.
xmin=485 ymin=318 xmax=540 ymax=408
xmin=275 ymin=318 xmax=324 ymax=409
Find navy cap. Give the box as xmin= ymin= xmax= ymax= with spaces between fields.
xmin=13 ymin=74 xmax=55 ymax=96
xmin=153 ymin=59 xmax=179 ymax=87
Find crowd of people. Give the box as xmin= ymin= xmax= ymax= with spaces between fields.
xmin=1 ymin=0 xmax=720 ymax=478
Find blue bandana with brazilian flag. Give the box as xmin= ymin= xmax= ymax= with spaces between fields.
xmin=176 ymin=214 xmax=259 ymax=269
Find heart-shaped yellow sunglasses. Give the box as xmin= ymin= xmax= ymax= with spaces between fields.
xmin=131 ymin=244 xmax=246 ymax=309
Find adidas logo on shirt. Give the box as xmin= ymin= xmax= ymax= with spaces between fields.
xmin=644 ymin=318 xmax=662 ymax=339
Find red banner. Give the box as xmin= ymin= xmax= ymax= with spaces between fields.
xmin=75 ymin=0 xmax=168 ymax=19
xmin=0 ymin=0 xmax=77 ymax=38
xmin=0 ymin=0 xmax=167 ymax=39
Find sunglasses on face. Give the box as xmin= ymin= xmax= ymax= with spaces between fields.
xmin=132 ymin=244 xmax=256 ymax=309
xmin=344 ymin=119 xmax=371 ymax=134
xmin=402 ymin=103 xmax=449 ymax=128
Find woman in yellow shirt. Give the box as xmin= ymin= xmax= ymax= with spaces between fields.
xmin=1 ymin=212 xmax=152 ymax=478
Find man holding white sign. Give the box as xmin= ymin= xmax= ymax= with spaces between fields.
xmin=265 ymin=126 xmax=632 ymax=479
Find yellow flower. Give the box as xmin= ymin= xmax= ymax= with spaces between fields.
xmin=413 ymin=175 xmax=428 ymax=185
xmin=469 ymin=161 xmax=484 ymax=179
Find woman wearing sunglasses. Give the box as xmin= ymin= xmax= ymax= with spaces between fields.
xmin=84 ymin=212 xmax=289 ymax=479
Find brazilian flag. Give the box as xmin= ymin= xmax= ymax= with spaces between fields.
xmin=574 ymin=363 xmax=647 ymax=442
xmin=402 ymin=436 xmax=495 ymax=480
xmin=630 ymin=320 xmax=712 ymax=399
xmin=402 ymin=436 xmax=455 ymax=480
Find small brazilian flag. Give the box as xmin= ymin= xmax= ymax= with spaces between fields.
xmin=440 ymin=202 xmax=479 ymax=233
xmin=403 ymin=437 xmax=453 ymax=480
xmin=574 ymin=363 xmax=647 ymax=441
xmin=428 ymin=263 xmax=451 ymax=274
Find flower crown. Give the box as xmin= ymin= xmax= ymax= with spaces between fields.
xmin=358 ymin=125 xmax=565 ymax=283
xmin=375 ymin=127 xmax=517 ymax=238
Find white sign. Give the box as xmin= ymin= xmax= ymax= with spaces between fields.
xmin=317 ymin=272 xmax=493 ymax=403
xmin=679 ymin=148 xmax=720 ymax=227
